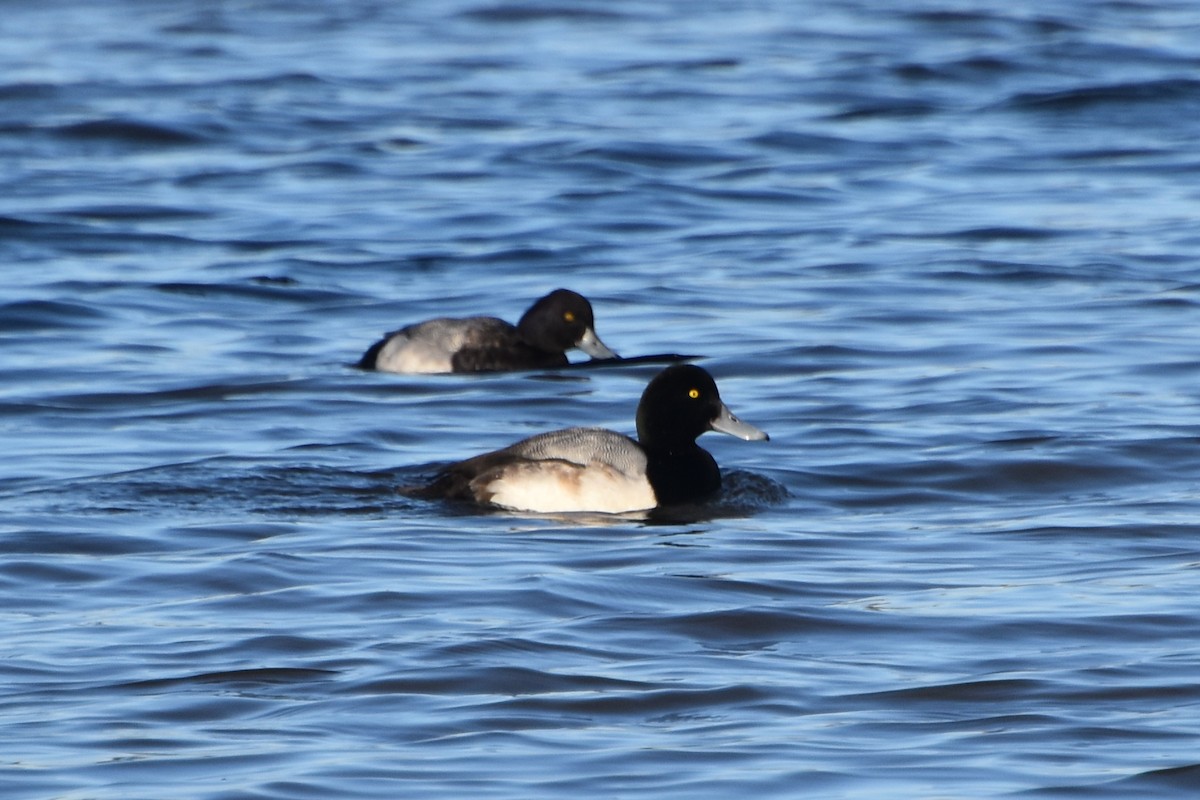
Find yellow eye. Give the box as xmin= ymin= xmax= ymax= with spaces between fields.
xmin=688 ymin=388 xmax=700 ymax=399
xmin=563 ymin=311 xmax=576 ymax=323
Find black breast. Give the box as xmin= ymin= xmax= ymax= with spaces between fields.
xmin=644 ymin=445 xmax=721 ymax=506
xmin=451 ymin=343 xmax=568 ymax=372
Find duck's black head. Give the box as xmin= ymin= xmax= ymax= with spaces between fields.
xmin=516 ymin=289 xmax=617 ymax=359
xmin=635 ymin=364 xmax=768 ymax=450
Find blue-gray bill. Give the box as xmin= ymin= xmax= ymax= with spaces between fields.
xmin=577 ymin=327 xmax=619 ymax=360
xmin=711 ymin=402 xmax=769 ymax=441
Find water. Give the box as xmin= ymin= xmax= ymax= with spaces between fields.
xmin=4 ymin=0 xmax=1200 ymax=797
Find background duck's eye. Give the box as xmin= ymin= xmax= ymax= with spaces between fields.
xmin=563 ymin=311 xmax=576 ymax=323
xmin=688 ymin=388 xmax=700 ymax=399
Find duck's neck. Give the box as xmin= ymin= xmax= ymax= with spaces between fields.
xmin=644 ymin=442 xmax=720 ymax=506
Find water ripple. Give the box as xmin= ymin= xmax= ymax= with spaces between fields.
xmin=5 ymin=1 xmax=1200 ymax=798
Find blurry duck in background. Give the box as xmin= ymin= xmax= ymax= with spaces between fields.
xmin=359 ymin=289 xmax=618 ymax=374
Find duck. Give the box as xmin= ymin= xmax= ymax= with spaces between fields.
xmin=407 ymin=364 xmax=768 ymax=513
xmin=359 ymin=289 xmax=618 ymax=373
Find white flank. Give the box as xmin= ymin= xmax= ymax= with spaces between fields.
xmin=482 ymin=460 xmax=657 ymax=514
xmin=373 ymin=334 xmax=455 ymax=374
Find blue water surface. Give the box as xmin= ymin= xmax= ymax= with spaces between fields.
xmin=4 ymin=1 xmax=1200 ymax=797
